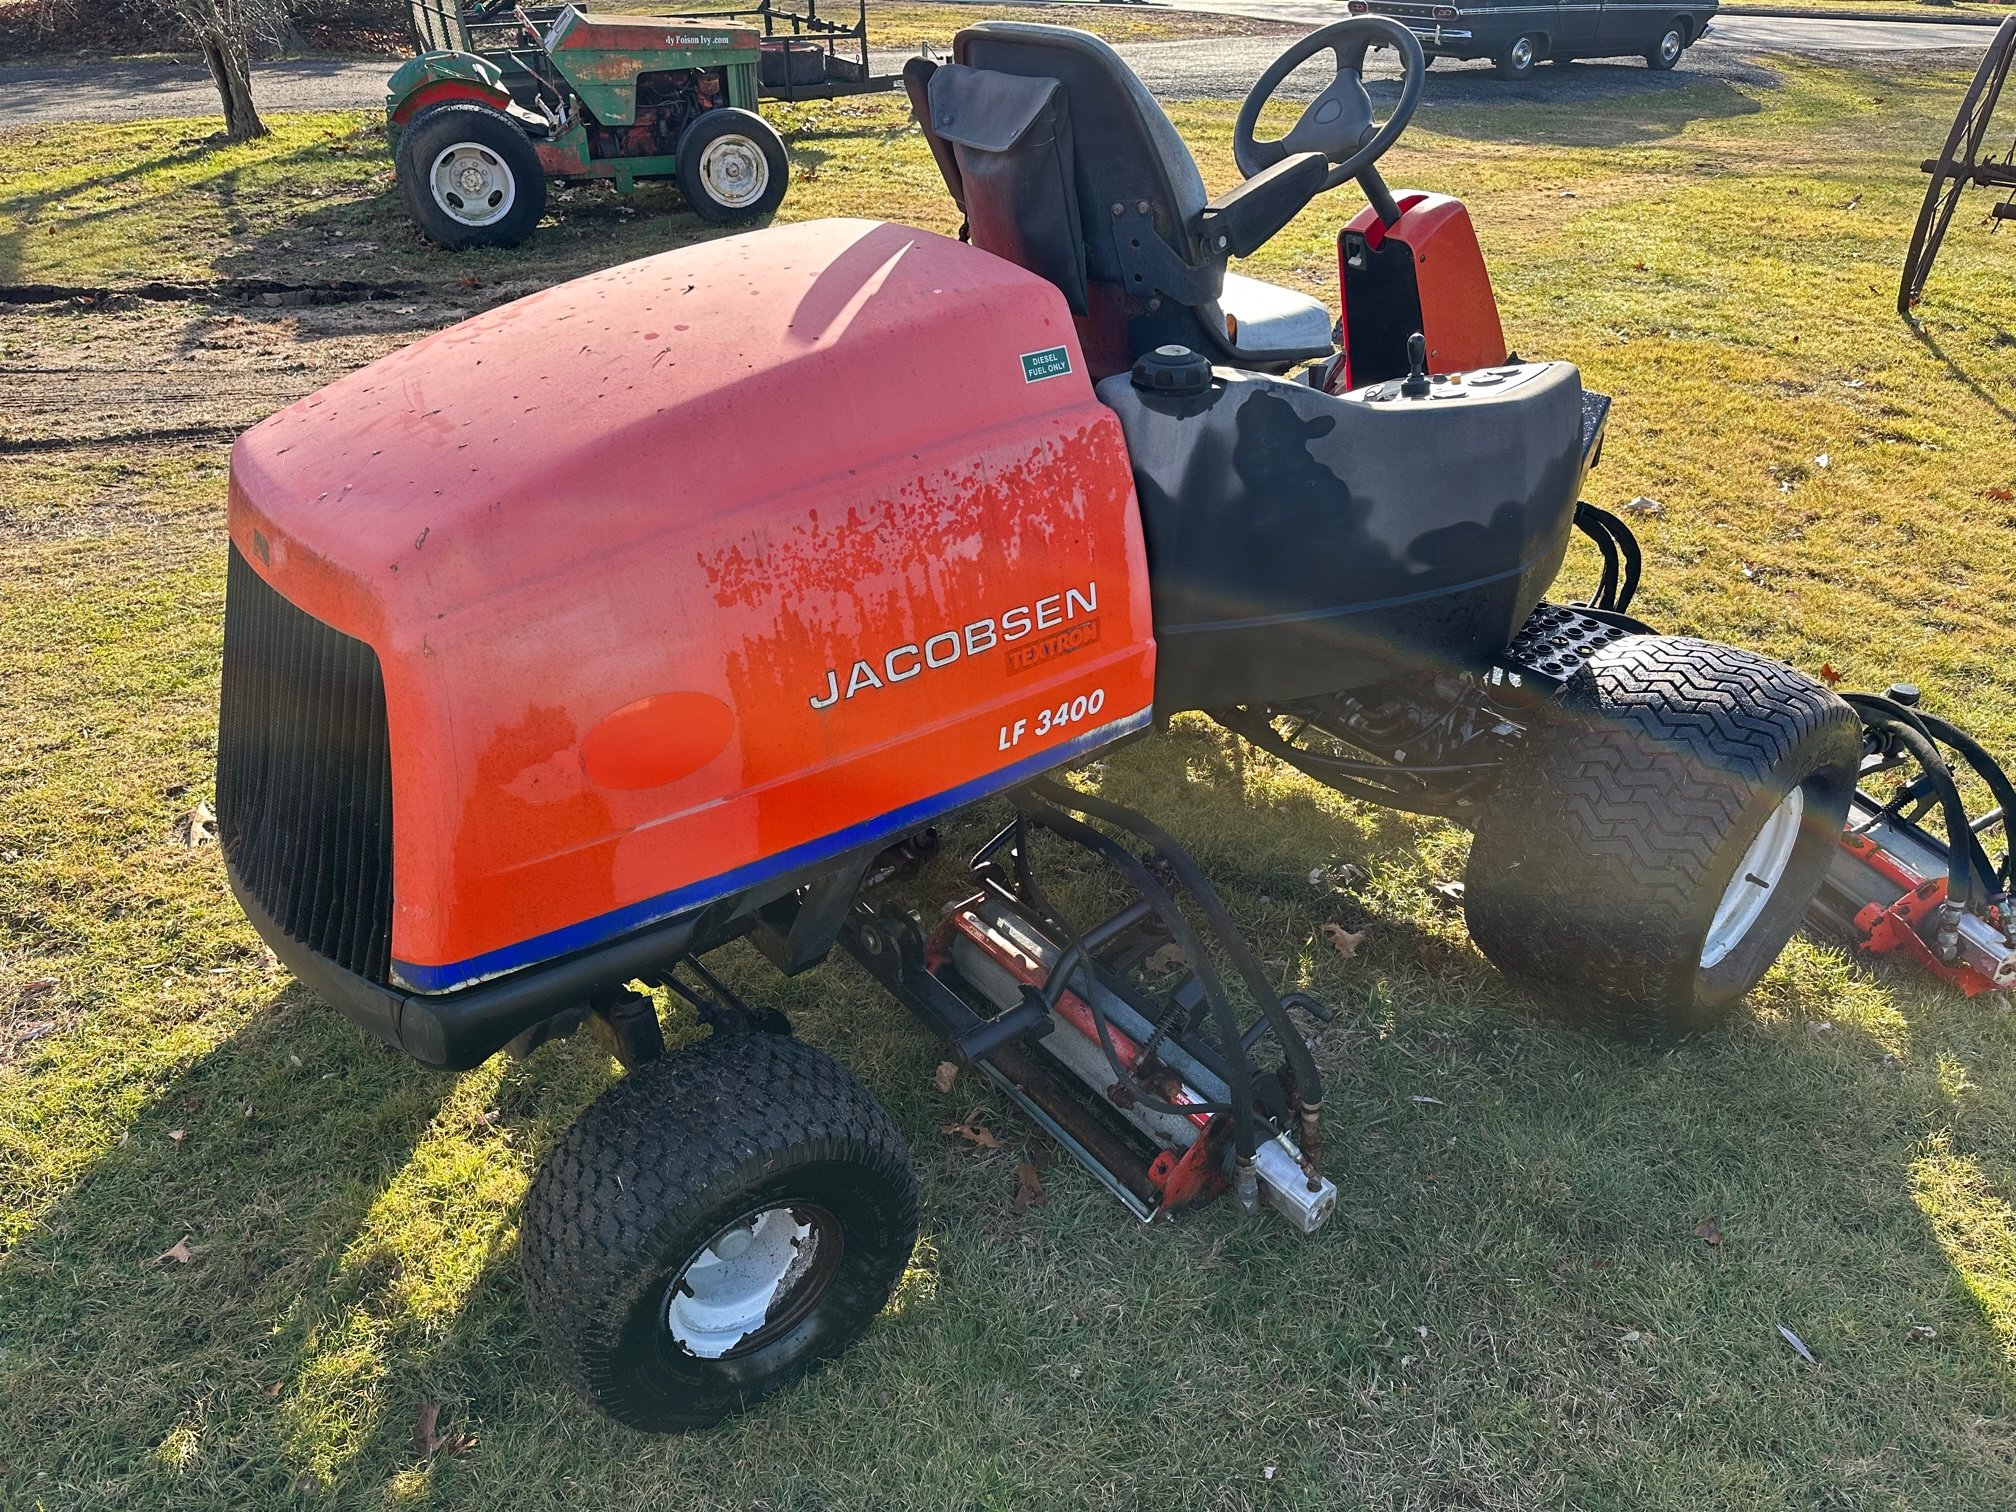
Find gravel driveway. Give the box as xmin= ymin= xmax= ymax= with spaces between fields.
xmin=0 ymin=9 xmax=1996 ymax=127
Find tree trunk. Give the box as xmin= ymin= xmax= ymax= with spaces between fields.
xmin=199 ymin=31 xmax=268 ymax=140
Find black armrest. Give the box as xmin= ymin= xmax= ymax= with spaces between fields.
xmin=1192 ymin=152 xmax=1328 ymax=260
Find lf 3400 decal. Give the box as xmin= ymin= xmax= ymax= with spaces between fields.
xmin=808 ymin=582 xmax=1101 ymax=710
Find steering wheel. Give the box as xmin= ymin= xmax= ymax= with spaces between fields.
xmin=1232 ymin=17 xmax=1427 ymax=197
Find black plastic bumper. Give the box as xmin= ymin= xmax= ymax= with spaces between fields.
xmin=229 ymin=864 xmax=711 ymax=1070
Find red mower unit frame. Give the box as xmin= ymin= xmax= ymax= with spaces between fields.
xmin=220 ymin=16 xmax=2015 ymax=1435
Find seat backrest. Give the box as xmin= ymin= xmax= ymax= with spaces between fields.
xmin=915 ymin=23 xmax=1230 ymax=375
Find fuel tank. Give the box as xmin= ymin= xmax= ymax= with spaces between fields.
xmin=1097 ymin=356 xmax=1584 ymax=710
xmin=222 ymin=219 xmax=1155 ymax=997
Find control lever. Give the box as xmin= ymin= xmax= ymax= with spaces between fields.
xmin=1400 ymin=332 xmax=1431 ymax=398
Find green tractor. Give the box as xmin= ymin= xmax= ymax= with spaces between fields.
xmin=388 ymin=0 xmax=795 ymax=247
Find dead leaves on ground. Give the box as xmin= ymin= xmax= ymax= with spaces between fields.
xmin=174 ymin=799 xmax=217 ymax=849
xmin=1010 ymin=1160 xmax=1048 ymax=1215
xmin=932 ymin=1060 xmax=958 ymax=1096
xmin=411 ymin=1401 xmax=477 ymax=1460
xmin=1695 ymin=1217 xmax=1724 ymax=1247
xmin=938 ymin=1113 xmax=1003 ymax=1150
xmin=1321 ymin=922 xmax=1366 ymax=961
xmin=153 ymin=1235 xmax=196 ymax=1265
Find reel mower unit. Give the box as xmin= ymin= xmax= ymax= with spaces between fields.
xmin=219 ymin=18 xmax=2014 ymax=1433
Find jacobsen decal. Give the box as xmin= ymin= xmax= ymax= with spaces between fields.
xmin=809 ymin=582 xmax=1099 ymax=709
xmin=1020 ymin=346 xmax=1072 ymax=383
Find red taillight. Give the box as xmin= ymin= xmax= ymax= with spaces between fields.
xmin=1433 ymin=5 xmax=1457 ymax=16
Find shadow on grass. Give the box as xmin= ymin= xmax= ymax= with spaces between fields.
xmin=1402 ymin=61 xmax=1769 ymax=145
xmin=0 ymin=985 xmax=610 ymax=1503
xmin=1912 ymin=323 xmax=2016 ymax=429
xmin=5 ymin=754 xmax=2016 ymax=1504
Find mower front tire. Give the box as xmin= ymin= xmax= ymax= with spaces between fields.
xmin=676 ymin=108 xmax=790 ymax=224
xmin=1464 ymin=635 xmax=1860 ymax=1042
xmin=395 ymin=102 xmax=546 ymax=250
xmin=520 ymin=1032 xmax=918 ymax=1431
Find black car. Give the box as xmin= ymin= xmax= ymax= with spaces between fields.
xmin=1348 ymin=0 xmax=1717 ymax=78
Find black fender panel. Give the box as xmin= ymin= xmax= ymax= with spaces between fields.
xmin=1098 ymin=359 xmax=1584 ymax=710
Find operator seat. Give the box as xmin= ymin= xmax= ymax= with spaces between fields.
xmin=906 ymin=22 xmax=1334 ymax=378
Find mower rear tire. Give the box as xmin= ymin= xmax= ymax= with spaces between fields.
xmin=396 ymin=102 xmax=546 ymax=250
xmin=519 ymin=1031 xmax=918 ymax=1431
xmin=1495 ymin=34 xmax=1542 ymax=80
xmin=676 ymin=108 xmax=790 ymax=224
xmin=1646 ymin=22 xmax=1686 ymax=70
xmin=1463 ymin=635 xmax=1860 ymax=1043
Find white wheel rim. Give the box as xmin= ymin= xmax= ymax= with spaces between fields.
xmin=1701 ymin=787 xmax=1805 ymax=969
xmin=698 ymin=134 xmax=769 ymax=210
xmin=1660 ymin=29 xmax=1682 ymax=62
xmin=428 ymin=141 xmax=516 ymax=227
xmin=1511 ymin=37 xmax=1533 ymax=68
xmin=665 ymin=1205 xmax=824 ymax=1359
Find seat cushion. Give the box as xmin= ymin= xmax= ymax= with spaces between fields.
xmin=1206 ymin=272 xmax=1334 ymax=368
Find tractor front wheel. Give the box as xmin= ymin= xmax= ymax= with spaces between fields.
xmin=519 ymin=1031 xmax=918 ymax=1431
xmin=396 ymin=102 xmax=546 ymax=250
xmin=676 ymin=108 xmax=790 ymax=224
xmin=1463 ymin=635 xmax=1860 ymax=1043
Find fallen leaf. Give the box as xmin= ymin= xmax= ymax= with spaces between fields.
xmin=1010 ymin=1160 xmax=1048 ymax=1214
xmin=167 ymin=1128 xmax=187 ymax=1145
xmin=1622 ymin=495 xmax=1664 ymax=517
xmin=1417 ymin=940 xmax=1450 ymax=977
xmin=1143 ymin=942 xmax=1187 ymax=973
xmin=14 ymin=979 xmax=56 ymax=1004
xmin=1695 ymin=1217 xmax=1723 ymax=1246
xmin=411 ymin=1400 xmax=477 ymax=1458
xmin=177 ymin=800 xmax=217 ymax=849
xmin=1818 ymin=663 xmax=1843 ymax=686
xmin=1777 ymin=1322 xmax=1818 ymax=1367
xmin=939 ymin=1115 xmax=1003 ymax=1150
xmin=1908 ymin=1323 xmax=1937 ymax=1343
xmin=155 ymin=1235 xmax=195 ymax=1265
xmin=932 ymin=1061 xmax=958 ymax=1095
xmin=1987 ymin=486 xmax=2015 ymax=504
xmin=1322 ymin=923 xmax=1366 ymax=961
xmin=264 ymin=1380 xmax=284 ymax=1397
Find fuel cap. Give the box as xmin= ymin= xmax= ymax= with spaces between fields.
xmin=1131 ymin=344 xmax=1212 ymax=396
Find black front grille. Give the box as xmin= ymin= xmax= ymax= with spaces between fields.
xmin=217 ymin=543 xmax=394 ymax=984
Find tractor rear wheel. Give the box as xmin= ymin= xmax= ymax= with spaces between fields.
xmin=676 ymin=108 xmax=790 ymax=224
xmin=520 ymin=1031 xmax=917 ymax=1431
xmin=1464 ymin=635 xmax=1860 ymax=1043
xmin=396 ymin=102 xmax=546 ymax=250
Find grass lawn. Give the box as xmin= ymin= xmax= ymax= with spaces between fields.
xmin=6 ymin=50 xmax=2016 ymax=1511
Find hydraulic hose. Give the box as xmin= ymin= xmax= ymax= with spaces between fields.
xmin=1910 ymin=709 xmax=2016 ymax=890
xmin=1842 ymin=692 xmax=1981 ymax=909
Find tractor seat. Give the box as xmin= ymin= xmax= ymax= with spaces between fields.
xmin=908 ymin=23 xmax=1334 ymax=376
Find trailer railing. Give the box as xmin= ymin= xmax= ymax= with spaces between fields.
xmin=406 ymin=0 xmax=897 ymax=99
